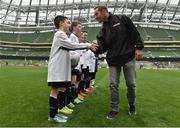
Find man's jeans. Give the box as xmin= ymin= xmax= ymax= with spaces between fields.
xmin=109 ymin=58 xmax=136 ymax=112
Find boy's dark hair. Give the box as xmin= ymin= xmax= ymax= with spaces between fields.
xmin=70 ymin=21 xmax=81 ymax=32
xmin=54 ymin=15 xmax=68 ymax=29
xmin=94 ymin=6 xmax=108 ymax=12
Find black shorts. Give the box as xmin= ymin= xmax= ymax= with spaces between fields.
xmin=48 ymin=82 xmax=71 ymax=88
xmin=82 ymin=67 xmax=89 ymax=79
xmin=90 ymin=72 xmax=96 ymax=80
xmin=72 ymin=69 xmax=81 ymax=81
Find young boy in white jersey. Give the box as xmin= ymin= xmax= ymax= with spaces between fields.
xmin=81 ymin=31 xmax=95 ymax=92
xmin=69 ymin=22 xmax=86 ymax=104
xmin=78 ymin=31 xmax=90 ymax=97
xmin=47 ymin=15 xmax=97 ymax=123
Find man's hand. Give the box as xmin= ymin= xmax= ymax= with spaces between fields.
xmin=90 ymin=43 xmax=98 ymax=52
xmin=135 ymin=49 xmax=143 ymax=60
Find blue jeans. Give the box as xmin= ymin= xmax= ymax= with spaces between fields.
xmin=109 ymin=58 xmax=136 ymax=112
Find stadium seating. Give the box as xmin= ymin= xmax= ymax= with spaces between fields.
xmin=1 ymin=28 xmax=180 ymax=43
xmin=0 ymin=32 xmax=54 ymax=43
xmin=0 ymin=27 xmax=180 ymax=62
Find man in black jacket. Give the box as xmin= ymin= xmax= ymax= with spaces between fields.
xmin=93 ymin=6 xmax=144 ymax=119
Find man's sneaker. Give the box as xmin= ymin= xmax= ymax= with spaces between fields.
xmin=48 ymin=114 xmax=67 ymax=123
xmin=128 ymin=105 xmax=136 ymax=116
xmin=67 ymin=102 xmax=75 ymax=109
xmin=58 ymin=107 xmax=72 ymax=115
xmin=106 ymin=111 xmax=119 ymax=119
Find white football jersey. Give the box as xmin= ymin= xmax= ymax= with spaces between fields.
xmin=47 ymin=30 xmax=90 ymax=82
xmin=69 ymin=33 xmax=82 ymax=70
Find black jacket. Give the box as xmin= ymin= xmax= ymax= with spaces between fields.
xmin=95 ymin=13 xmax=144 ymax=66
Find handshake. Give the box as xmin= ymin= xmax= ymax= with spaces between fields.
xmin=89 ymin=42 xmax=98 ymax=52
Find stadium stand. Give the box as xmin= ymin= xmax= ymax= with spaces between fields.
xmin=0 ymin=0 xmax=180 ymax=65
xmin=0 ymin=32 xmax=54 ymax=43
xmin=1 ymin=28 xmax=180 ymax=61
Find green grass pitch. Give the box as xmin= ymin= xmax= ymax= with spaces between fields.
xmin=0 ymin=66 xmax=180 ymax=127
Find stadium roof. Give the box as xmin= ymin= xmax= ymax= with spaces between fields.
xmin=0 ymin=0 xmax=180 ymax=31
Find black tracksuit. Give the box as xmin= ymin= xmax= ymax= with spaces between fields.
xmin=95 ymin=13 xmax=144 ymax=66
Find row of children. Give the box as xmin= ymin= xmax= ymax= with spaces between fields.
xmin=47 ymin=15 xmax=98 ymax=123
